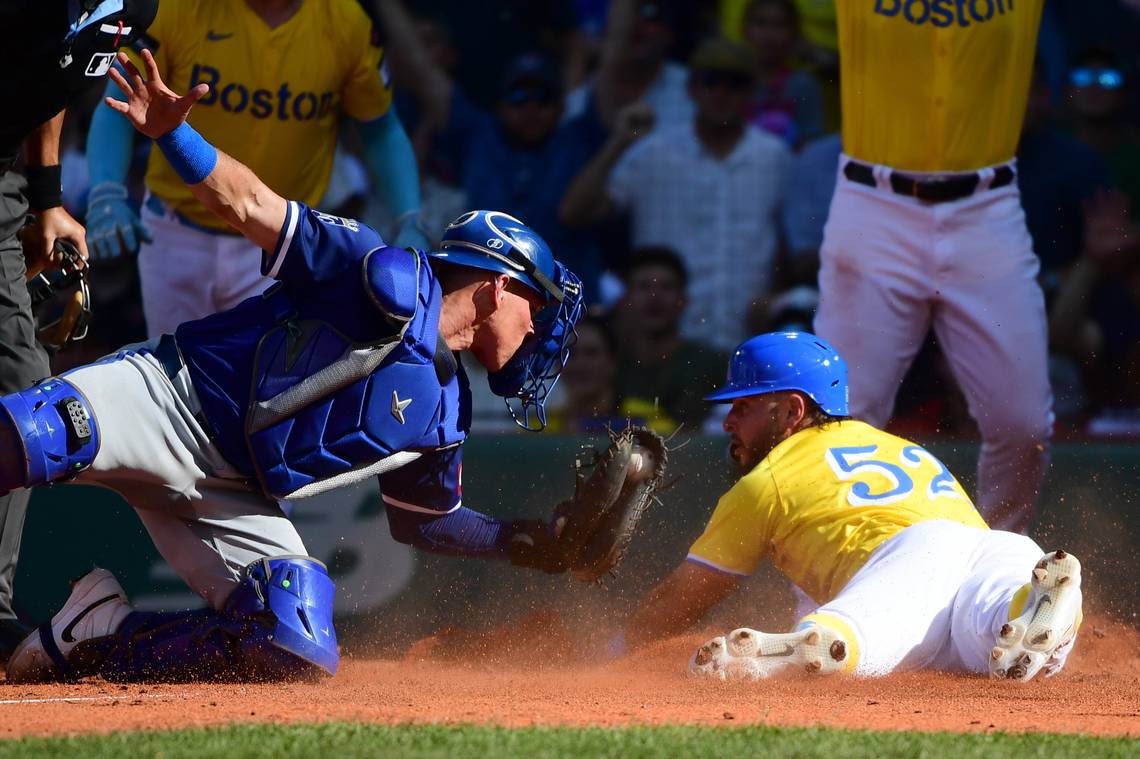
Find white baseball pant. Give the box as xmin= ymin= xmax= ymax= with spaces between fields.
xmin=62 ymin=340 xmax=307 ymax=609
xmin=137 ymin=196 xmax=274 ymax=337
xmin=804 ymin=520 xmax=1049 ymax=676
xmin=814 ymin=155 xmax=1053 ymax=534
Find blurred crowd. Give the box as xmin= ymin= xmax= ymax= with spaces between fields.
xmin=52 ymin=0 xmax=1140 ymax=439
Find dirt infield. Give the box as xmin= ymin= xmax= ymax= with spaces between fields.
xmin=1 ymin=612 xmax=1138 ymax=739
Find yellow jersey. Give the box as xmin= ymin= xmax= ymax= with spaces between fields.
xmin=688 ymin=420 xmax=987 ymax=603
xmin=837 ymin=0 xmax=1043 ymax=171
xmin=132 ymin=0 xmax=392 ymax=230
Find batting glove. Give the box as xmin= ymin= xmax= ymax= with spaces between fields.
xmin=85 ymin=182 xmax=151 ymax=260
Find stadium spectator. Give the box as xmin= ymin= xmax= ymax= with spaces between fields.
xmin=375 ymin=0 xmax=608 ymax=298
xmin=612 ymin=248 xmax=727 ymax=433
xmin=545 ymin=315 xmax=624 ymax=434
xmin=85 ymin=0 xmax=429 ymax=337
xmin=739 ymin=0 xmax=825 ymax=148
xmin=561 ymin=37 xmax=792 ymax=351
xmin=564 ymin=0 xmax=694 ymax=131
xmin=1066 ymin=48 xmax=1140 ymax=221
xmin=401 ymin=0 xmax=579 ymax=109
xmin=1049 ymin=190 xmax=1140 ymax=418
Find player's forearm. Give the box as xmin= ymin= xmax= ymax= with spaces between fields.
xmin=191 ymin=151 xmax=287 ymax=251
xmin=87 ymin=81 xmax=135 ymax=186
xmin=370 ymin=0 xmax=453 ymax=125
xmin=152 ymin=123 xmax=286 ymax=250
xmin=22 ymin=110 xmax=65 ymax=167
xmin=623 ymin=581 xmax=703 ymax=650
xmin=358 ymin=112 xmax=421 ymax=219
xmin=558 ymin=139 xmax=626 ymax=226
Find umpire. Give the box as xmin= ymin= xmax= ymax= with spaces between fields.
xmin=0 ymin=0 xmax=156 ymax=663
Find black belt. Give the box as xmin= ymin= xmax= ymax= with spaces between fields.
xmin=843 ymin=160 xmax=1015 ymax=203
xmin=152 ymin=334 xmax=215 ymax=437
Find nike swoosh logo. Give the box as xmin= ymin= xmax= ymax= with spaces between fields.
xmin=60 ymin=593 xmax=120 ymax=644
xmin=206 ymin=31 xmax=233 ymax=41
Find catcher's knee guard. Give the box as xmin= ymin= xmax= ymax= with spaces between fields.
xmin=0 ymin=377 xmax=99 ymax=492
xmin=90 ymin=557 xmax=338 ymax=682
xmin=224 ymin=556 xmax=339 ymax=676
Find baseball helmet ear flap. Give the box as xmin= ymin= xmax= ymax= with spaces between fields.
xmin=706 ymin=331 xmax=849 ymax=415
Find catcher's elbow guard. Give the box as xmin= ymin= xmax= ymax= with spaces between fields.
xmin=0 ymin=377 xmax=99 ymax=491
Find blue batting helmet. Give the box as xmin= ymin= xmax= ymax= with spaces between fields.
xmin=429 ymin=210 xmax=586 ymax=431
xmin=705 ymin=332 xmax=848 ymax=415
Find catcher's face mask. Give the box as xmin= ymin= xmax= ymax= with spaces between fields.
xmin=27 ymin=240 xmax=91 ymax=353
xmin=488 ymin=262 xmax=584 ymax=432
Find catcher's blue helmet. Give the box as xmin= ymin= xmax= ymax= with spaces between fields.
xmin=428 ymin=210 xmax=585 ymax=431
xmin=429 ymin=210 xmax=566 ymax=303
xmin=706 ymin=332 xmax=848 ymax=416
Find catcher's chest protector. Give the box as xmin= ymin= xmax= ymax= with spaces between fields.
xmin=245 ymin=249 xmax=468 ymax=500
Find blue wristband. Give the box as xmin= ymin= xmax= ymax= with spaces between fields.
xmin=155 ymin=122 xmax=218 ymax=185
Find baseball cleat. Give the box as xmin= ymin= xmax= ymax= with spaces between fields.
xmin=990 ymin=549 xmax=1083 ymax=682
xmin=6 ymin=568 xmax=133 ymax=683
xmin=689 ymin=624 xmax=849 ymax=680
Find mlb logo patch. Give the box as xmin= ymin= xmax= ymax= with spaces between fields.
xmin=85 ymin=52 xmax=116 ymax=77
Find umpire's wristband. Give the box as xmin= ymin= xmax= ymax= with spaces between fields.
xmin=23 ymin=164 xmax=62 ymax=210
xmin=156 ymin=122 xmax=218 ymax=185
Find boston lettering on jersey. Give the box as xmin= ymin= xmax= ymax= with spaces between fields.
xmin=874 ymin=0 xmax=1015 ymax=27
xmin=190 ymin=64 xmax=336 ymax=121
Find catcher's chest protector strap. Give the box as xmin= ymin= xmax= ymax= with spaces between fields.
xmin=434 ymin=333 xmax=457 ymax=385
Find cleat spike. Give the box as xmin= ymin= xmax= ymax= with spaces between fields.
xmin=991 ymin=647 xmax=1003 ymax=661
xmin=804 ymin=629 xmax=820 ymax=646
xmin=1000 ymin=623 xmax=1014 ymax=637
xmin=805 ymin=660 xmax=822 ymax=673
xmin=1058 ymin=576 xmax=1070 ymax=586
xmin=1033 ymin=568 xmax=1047 ymax=583
xmin=1055 ymin=550 xmax=1067 ymax=560
xmin=829 ymin=640 xmax=847 ymax=661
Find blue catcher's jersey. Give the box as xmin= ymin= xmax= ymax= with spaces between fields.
xmin=175 ymin=201 xmax=470 ymax=504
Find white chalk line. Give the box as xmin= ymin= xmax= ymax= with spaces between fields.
xmin=0 ymin=692 xmax=185 ymax=705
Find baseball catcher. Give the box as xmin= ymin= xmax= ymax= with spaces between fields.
xmin=615 ymin=332 xmax=1083 ymax=683
xmin=0 ymin=51 xmax=661 ymax=684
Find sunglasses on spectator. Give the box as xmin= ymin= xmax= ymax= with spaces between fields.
xmin=504 ymin=86 xmax=558 ymax=106
xmin=1069 ymin=67 xmax=1124 ymax=90
xmin=698 ymin=71 xmax=754 ymax=91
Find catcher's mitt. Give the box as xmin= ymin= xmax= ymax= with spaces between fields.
xmin=554 ymin=426 xmax=668 ymax=583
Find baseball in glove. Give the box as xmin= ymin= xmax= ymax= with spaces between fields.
xmin=509 ymin=426 xmax=668 ymax=582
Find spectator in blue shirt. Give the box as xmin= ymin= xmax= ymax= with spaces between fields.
xmin=376 ymin=0 xmax=608 ymax=299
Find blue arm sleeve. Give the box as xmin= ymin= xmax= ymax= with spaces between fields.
xmin=385 ymin=505 xmax=514 ymax=558
xmin=87 ymin=79 xmax=135 ymax=186
xmin=379 ymin=446 xmax=518 ymax=559
xmin=357 ymin=110 xmax=421 ymax=219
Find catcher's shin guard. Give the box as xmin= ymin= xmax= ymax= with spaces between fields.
xmin=83 ymin=557 xmax=338 ymax=681
xmin=0 ymin=377 xmax=99 ymax=493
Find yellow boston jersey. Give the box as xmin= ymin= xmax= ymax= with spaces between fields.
xmin=134 ymin=0 xmax=391 ymax=230
xmin=688 ymin=420 xmax=987 ymax=603
xmin=837 ymin=0 xmax=1043 ymax=171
